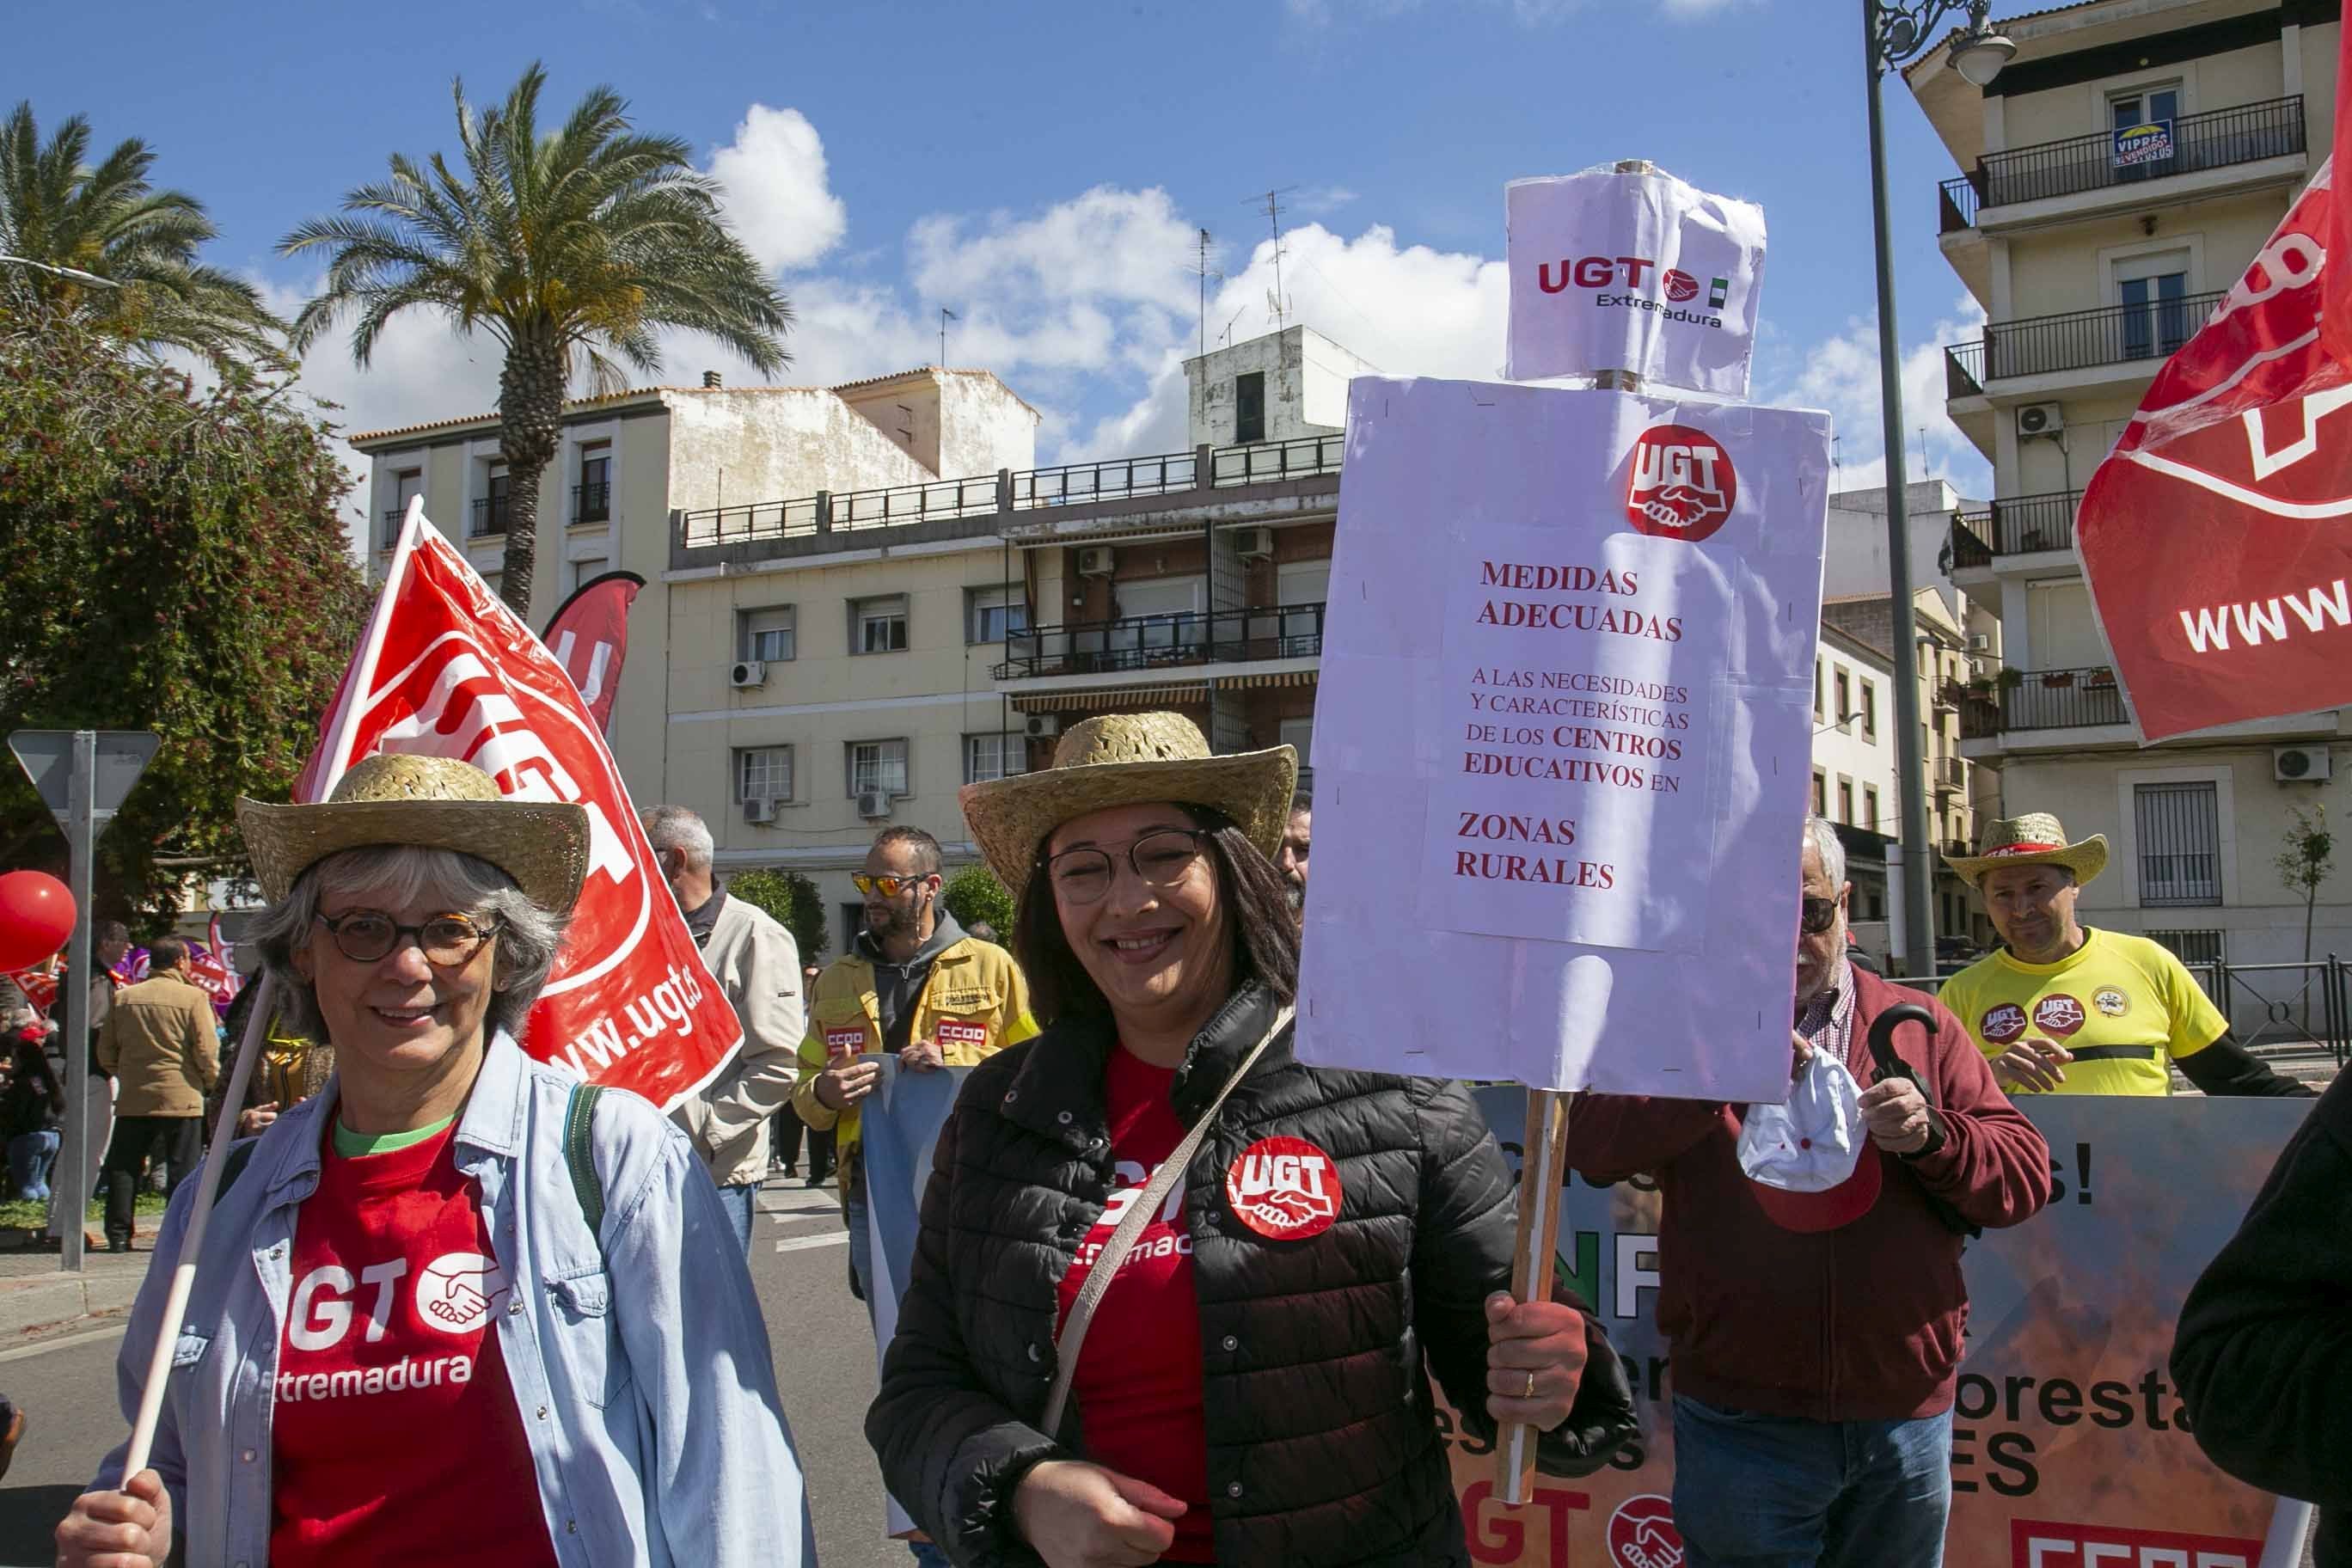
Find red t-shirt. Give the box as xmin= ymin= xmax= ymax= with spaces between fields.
xmin=1056 ymin=1046 xmax=1213 ymax=1564
xmin=270 ymin=1121 xmax=560 ymax=1567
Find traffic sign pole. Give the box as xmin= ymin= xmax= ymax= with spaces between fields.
xmin=58 ymin=733 xmax=95 ymax=1272
xmin=9 ymin=730 xmax=160 ymax=1274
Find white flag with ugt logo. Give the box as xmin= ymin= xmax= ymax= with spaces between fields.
xmin=294 ymin=510 xmax=739 ymax=1109
xmin=1505 ymin=166 xmax=1767 ymax=396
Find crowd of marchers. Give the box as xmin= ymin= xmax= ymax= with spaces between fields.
xmin=23 ymin=711 xmax=2346 ymax=1568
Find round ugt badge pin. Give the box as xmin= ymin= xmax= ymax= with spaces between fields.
xmin=1226 ymin=1136 xmax=1342 ymax=1240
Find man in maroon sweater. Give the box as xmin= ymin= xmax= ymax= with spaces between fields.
xmin=1575 ymin=817 xmax=2052 ymax=1568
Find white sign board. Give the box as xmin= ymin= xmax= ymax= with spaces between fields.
xmin=1295 ymin=380 xmax=1830 ymax=1102
xmin=1504 ymin=168 xmax=1767 ymax=396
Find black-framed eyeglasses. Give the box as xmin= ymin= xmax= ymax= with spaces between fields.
xmin=1798 ymin=896 xmax=1841 ymax=936
xmin=315 ymin=910 xmax=500 ymax=967
xmin=1043 ymin=828 xmax=1211 ymax=906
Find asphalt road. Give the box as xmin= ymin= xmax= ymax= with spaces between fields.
xmin=0 ymin=1176 xmax=912 ymax=1568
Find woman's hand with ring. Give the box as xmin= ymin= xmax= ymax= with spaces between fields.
xmin=1483 ymin=1292 xmax=1589 ymax=1432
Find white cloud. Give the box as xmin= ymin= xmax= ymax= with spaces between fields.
xmin=705 ymin=105 xmax=848 ymax=273
xmin=1765 ymin=294 xmax=1992 ymax=499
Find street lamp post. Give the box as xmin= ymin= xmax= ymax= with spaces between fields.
xmin=1861 ymin=0 xmax=2012 ymax=975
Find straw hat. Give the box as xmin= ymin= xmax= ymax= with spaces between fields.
xmin=960 ymin=713 xmax=1296 ymax=895
xmin=1943 ymin=812 xmax=2109 ymax=889
xmin=236 ymin=754 xmax=591 ymax=915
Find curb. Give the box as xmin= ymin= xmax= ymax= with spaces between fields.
xmin=0 ymin=1271 xmax=145 ymax=1338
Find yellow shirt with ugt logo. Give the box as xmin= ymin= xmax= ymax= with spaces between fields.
xmin=1938 ymin=928 xmax=2227 ymax=1096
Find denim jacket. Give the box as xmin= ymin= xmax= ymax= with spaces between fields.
xmin=95 ymin=1032 xmax=815 ymax=1567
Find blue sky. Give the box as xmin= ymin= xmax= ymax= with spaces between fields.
xmin=14 ymin=0 xmax=1993 ymax=505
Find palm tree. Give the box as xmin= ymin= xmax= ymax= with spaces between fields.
xmin=282 ymin=63 xmax=791 ymax=614
xmin=0 ymin=102 xmax=286 ymax=371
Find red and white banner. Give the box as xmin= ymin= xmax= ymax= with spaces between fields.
xmin=297 ymin=511 xmax=738 ymax=1108
xmin=2077 ymin=147 xmax=2352 ymax=738
xmin=542 ymin=571 xmax=645 ymax=736
xmin=185 ymin=940 xmax=238 ymax=1016
xmin=6 ymin=968 xmax=58 ymax=1017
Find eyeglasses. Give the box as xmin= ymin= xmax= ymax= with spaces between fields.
xmin=852 ymin=873 xmax=934 ymax=899
xmin=315 ymin=910 xmax=500 ymax=967
xmin=1044 ymin=828 xmax=1210 ymax=906
xmin=1798 ymin=896 xmax=1840 ymax=935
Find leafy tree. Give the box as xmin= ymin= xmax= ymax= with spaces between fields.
xmin=943 ymin=864 xmax=1014 ymax=939
xmin=0 ymin=102 xmax=285 ymax=372
xmin=727 ymin=867 xmax=828 ymax=965
xmin=282 ymin=63 xmax=790 ymax=616
xmin=0 ymin=308 xmax=368 ymax=918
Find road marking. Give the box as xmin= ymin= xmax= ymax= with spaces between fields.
xmin=774 ymin=1232 xmax=851 ymax=1254
xmin=765 ymin=1206 xmax=838 ymax=1222
xmin=0 ymin=1321 xmax=128 ymax=1364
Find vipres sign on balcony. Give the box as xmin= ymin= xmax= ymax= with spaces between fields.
xmin=1298 ymin=378 xmax=1829 ymax=1097
xmin=1504 ymin=165 xmax=1767 ymax=395
xmin=2112 ymin=118 xmax=2176 ymax=168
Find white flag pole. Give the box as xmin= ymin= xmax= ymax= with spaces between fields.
xmin=119 ymin=499 xmax=426 ymax=1478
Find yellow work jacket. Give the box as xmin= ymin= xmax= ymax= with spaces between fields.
xmin=791 ymin=934 xmax=1036 ymax=1194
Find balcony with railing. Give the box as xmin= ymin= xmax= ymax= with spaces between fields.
xmin=1945 ymin=291 xmax=2225 ymax=395
xmin=1938 ymin=96 xmax=2305 ymax=234
xmin=469 ymin=494 xmax=511 ymax=537
xmin=995 ymin=602 xmax=1326 ymax=683
xmin=1950 ymin=491 xmax=2080 ymax=572
xmin=378 ymin=507 xmax=405 ymax=550
xmin=573 ymin=480 xmax=610 ymax=524
xmin=1959 ymin=665 xmax=2128 ymax=740
xmin=676 ymin=433 xmax=1347 ymax=550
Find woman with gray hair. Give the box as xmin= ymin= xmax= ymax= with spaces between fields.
xmin=58 ymin=754 xmax=813 ymax=1568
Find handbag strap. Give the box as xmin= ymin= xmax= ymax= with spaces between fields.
xmin=1039 ymin=1005 xmax=1294 ymax=1438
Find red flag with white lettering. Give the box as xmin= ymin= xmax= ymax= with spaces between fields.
xmin=6 ymin=968 xmax=57 ymax=1017
xmin=542 ymin=571 xmax=645 ymax=735
xmin=296 ymin=512 xmax=738 ymax=1107
xmin=2075 ymin=159 xmax=2352 ymax=740
xmin=2324 ymin=5 xmax=2352 ymax=367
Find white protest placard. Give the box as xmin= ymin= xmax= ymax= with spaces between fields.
xmin=1295 ymin=379 xmax=1829 ymax=1103
xmin=1505 ymin=168 xmax=1766 ymax=395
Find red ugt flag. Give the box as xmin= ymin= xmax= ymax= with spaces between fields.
xmin=542 ymin=571 xmax=645 ymax=735
xmin=2077 ymin=150 xmax=2352 ymax=740
xmin=296 ymin=513 xmax=738 ymax=1109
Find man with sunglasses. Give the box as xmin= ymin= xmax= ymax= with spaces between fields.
xmin=94 ymin=936 xmax=220 ymax=1253
xmin=1572 ymin=818 xmax=2050 ymax=1568
xmin=793 ymin=828 xmax=1037 ymax=1307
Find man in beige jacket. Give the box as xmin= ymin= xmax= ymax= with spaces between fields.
xmin=95 ymin=936 xmax=217 ymax=1253
xmin=644 ymin=805 xmax=805 ymax=1255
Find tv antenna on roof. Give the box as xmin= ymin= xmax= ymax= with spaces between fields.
xmin=1189 ymin=229 xmax=1224 ymax=359
xmin=940 ymin=306 xmax=958 ymax=367
xmin=1246 ymin=187 xmax=1300 ymax=331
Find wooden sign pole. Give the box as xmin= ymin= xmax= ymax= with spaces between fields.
xmin=1495 ymin=1087 xmax=1576 ymax=1504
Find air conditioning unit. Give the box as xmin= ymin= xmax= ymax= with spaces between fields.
xmin=856 ymin=787 xmax=894 ymax=818
xmin=1236 ymin=526 xmax=1276 ymax=561
xmin=2275 ymin=744 xmax=2333 ymax=782
xmin=729 ymin=659 xmax=768 ymax=689
xmin=2016 ymin=402 xmax=2065 ymax=438
xmin=1077 ymin=547 xmax=1116 ymax=578
xmin=742 ymin=796 xmax=777 ymax=824
xmin=1969 ymin=632 xmax=1992 ymax=652
xmin=1025 ymin=714 xmax=1062 ymax=739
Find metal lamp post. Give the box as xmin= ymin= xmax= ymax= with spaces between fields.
xmin=1862 ymin=0 xmax=2013 ymax=974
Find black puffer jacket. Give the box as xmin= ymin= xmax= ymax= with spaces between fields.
xmin=867 ymin=985 xmax=1637 ymax=1567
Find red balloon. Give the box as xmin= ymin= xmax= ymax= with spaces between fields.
xmin=0 ymin=872 xmax=75 ymax=971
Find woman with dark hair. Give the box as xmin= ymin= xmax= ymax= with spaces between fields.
xmin=870 ymin=712 xmax=1634 ymax=1567
xmin=58 ymin=753 xmax=812 ymax=1568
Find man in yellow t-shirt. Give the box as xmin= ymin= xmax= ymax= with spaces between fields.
xmin=1941 ymin=814 xmax=2313 ymax=1099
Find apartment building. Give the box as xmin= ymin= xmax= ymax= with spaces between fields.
xmin=1911 ymin=0 xmax=2349 ymax=987
xmin=350 ymin=368 xmax=1040 ymax=954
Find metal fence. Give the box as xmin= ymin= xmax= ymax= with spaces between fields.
xmin=1960 ymin=666 xmax=2129 ymax=737
xmin=1946 ymin=291 xmax=2226 ymax=389
xmin=1939 ymin=95 xmax=2307 ymax=228
xmin=676 ymin=432 xmax=1347 ymax=549
xmin=995 ymin=601 xmax=1326 ymax=681
xmin=1887 ymin=957 xmax=2350 ymax=1068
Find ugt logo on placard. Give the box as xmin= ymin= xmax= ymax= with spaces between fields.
xmin=1608 ymin=1495 xmax=1684 ymax=1568
xmin=1626 ymin=425 xmax=1736 ymax=542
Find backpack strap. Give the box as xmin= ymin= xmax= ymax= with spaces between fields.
xmin=564 ymin=1082 xmax=608 ymax=1243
